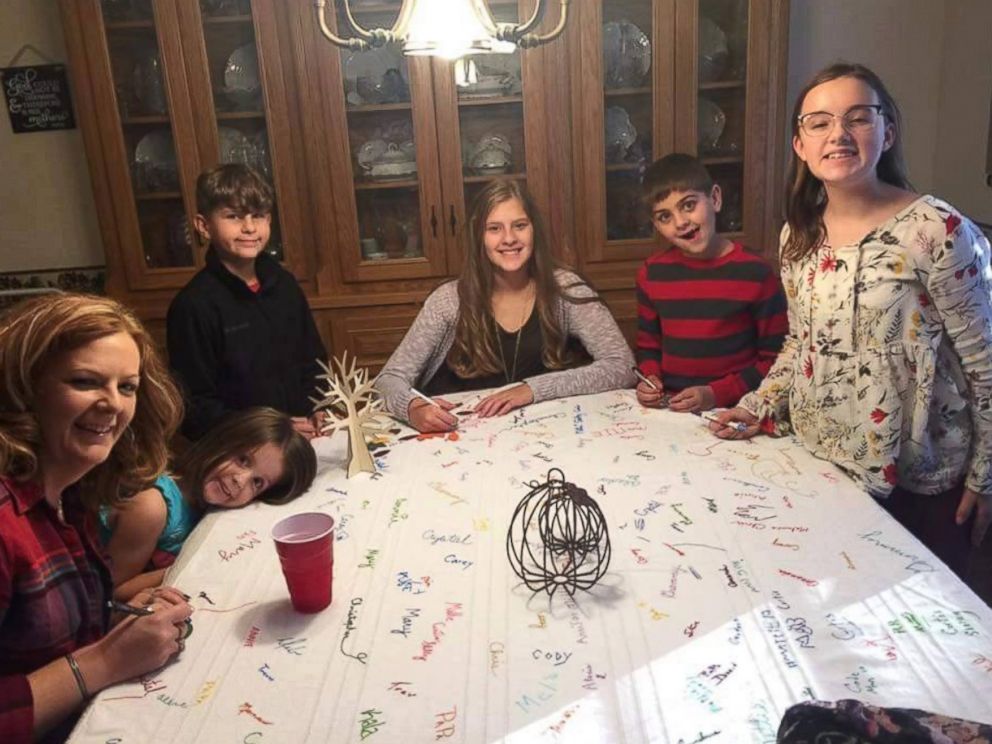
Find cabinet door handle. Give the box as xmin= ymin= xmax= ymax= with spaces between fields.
xmin=430 ymin=205 xmax=438 ymax=238
xmin=449 ymin=205 xmax=457 ymax=236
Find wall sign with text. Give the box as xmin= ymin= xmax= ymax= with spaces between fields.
xmin=1 ymin=64 xmax=76 ymax=133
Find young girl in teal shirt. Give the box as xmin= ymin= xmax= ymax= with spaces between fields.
xmin=101 ymin=407 xmax=317 ymax=599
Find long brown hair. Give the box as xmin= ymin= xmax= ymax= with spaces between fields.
xmin=173 ymin=407 xmax=316 ymax=508
xmin=447 ymin=179 xmax=595 ymax=378
xmin=783 ymin=62 xmax=912 ymax=263
xmin=0 ymin=293 xmax=182 ymax=509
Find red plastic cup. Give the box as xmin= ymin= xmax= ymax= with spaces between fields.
xmin=271 ymin=512 xmax=335 ymax=613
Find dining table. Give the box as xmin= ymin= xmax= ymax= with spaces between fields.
xmin=69 ymin=389 xmax=992 ymax=742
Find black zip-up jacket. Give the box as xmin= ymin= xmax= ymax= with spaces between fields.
xmin=166 ymin=247 xmax=327 ymax=440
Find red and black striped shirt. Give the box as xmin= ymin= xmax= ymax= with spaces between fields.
xmin=635 ymin=242 xmax=788 ymax=407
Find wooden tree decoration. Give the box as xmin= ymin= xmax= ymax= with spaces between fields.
xmin=312 ymin=354 xmax=389 ymax=477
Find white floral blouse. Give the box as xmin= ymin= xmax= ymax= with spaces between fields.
xmin=740 ymin=195 xmax=992 ymax=498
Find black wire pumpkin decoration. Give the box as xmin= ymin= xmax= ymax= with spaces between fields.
xmin=506 ymin=469 xmax=611 ymax=597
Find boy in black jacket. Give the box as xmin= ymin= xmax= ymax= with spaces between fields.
xmin=167 ymin=164 xmax=326 ymax=440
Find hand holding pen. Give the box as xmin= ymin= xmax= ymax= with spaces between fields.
xmin=632 ymin=367 xmax=670 ymax=409
xmin=408 ymin=388 xmax=459 ymax=433
xmin=704 ymin=406 xmax=760 ymax=439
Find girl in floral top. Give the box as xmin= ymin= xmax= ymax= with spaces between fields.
xmin=709 ymin=63 xmax=992 ymax=603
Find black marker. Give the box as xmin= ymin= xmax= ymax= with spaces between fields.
xmin=107 ymin=600 xmax=155 ymax=616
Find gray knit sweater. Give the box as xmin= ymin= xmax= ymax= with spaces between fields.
xmin=375 ymin=270 xmax=636 ymax=422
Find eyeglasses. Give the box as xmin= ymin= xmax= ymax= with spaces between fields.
xmin=797 ymin=105 xmax=885 ymax=137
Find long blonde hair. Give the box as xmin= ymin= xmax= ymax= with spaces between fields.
xmin=0 ymin=293 xmax=182 ymax=509
xmin=447 ymin=179 xmax=597 ymax=378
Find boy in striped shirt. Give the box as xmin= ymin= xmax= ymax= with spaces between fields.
xmin=635 ymin=153 xmax=787 ymax=412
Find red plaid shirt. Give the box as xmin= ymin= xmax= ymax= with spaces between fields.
xmin=0 ymin=476 xmax=111 ymax=743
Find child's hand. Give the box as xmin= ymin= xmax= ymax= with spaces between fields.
xmin=290 ymin=416 xmax=318 ymax=439
xmin=708 ymin=407 xmax=760 ymax=439
xmin=474 ymin=383 xmax=533 ymax=418
xmin=668 ymin=385 xmax=715 ymax=412
xmin=408 ymin=397 xmax=458 ymax=433
xmin=635 ymin=374 xmax=666 ymax=408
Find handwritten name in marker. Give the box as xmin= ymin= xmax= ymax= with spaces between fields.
xmin=157 ymin=693 xmax=189 ymax=708
xmin=514 ymin=672 xmax=560 ymax=713
xmin=581 ymin=664 xmax=607 ymax=691
xmin=359 ymin=548 xmax=379 ymax=569
xmin=389 ymin=498 xmax=408 ymax=526
xmin=637 ymin=601 xmax=669 ymax=621
xmin=444 ymin=554 xmax=473 ymax=571
xmin=428 ymin=482 xmax=467 ymax=507
xmin=863 ymin=636 xmax=898 ymax=661
xmin=388 ymin=681 xmax=417 ymax=697
xmin=489 ymin=641 xmax=505 ymax=675
xmin=396 ymin=571 xmax=431 ymax=595
xmin=219 ymin=530 xmax=261 ymax=562
xmin=972 ymin=655 xmax=992 ymax=673
xmin=843 ymin=665 xmax=877 ymax=694
xmin=341 ymin=598 xmax=369 ymax=664
xmin=243 ymin=625 xmax=260 ymax=647
xmin=777 ymin=569 xmax=819 ymax=587
xmin=277 ymin=636 xmax=306 ymax=656
xmin=423 ymin=529 xmax=473 ymax=547
xmin=412 ymin=603 xmax=463 ymax=662
xmin=238 ymin=702 xmax=272 ymax=724
xmin=528 ymin=613 xmax=547 ymax=629
xmin=546 ymin=705 xmax=580 ymax=736
xmin=359 ymin=708 xmax=385 ymax=740
xmin=677 ymin=730 xmax=721 ymax=744
xmin=434 ymin=707 xmax=457 ymax=740
xmin=531 ymin=649 xmax=572 ymax=666
xmin=391 ymin=608 xmax=421 ymax=638
xmin=699 ymin=662 xmax=736 ymax=686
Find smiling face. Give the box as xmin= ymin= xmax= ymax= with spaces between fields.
xmin=792 ymin=76 xmax=894 ymax=190
xmin=194 ymin=205 xmax=272 ymax=266
xmin=34 ymin=332 xmax=141 ymax=484
xmin=200 ymin=441 xmax=286 ymax=509
xmin=483 ymin=197 xmax=534 ymax=279
xmin=651 ymin=186 xmax=726 ymax=259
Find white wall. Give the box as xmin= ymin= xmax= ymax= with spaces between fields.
xmin=933 ymin=0 xmax=992 ymax=224
xmin=787 ymin=0 xmax=992 ymax=225
xmin=0 ymin=0 xmax=104 ymax=272
xmin=787 ymin=0 xmax=947 ymax=193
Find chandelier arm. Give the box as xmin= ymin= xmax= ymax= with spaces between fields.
xmin=516 ymin=0 xmax=569 ymax=48
xmin=337 ymin=0 xmax=376 ymax=40
xmin=505 ymin=0 xmax=545 ymax=38
xmin=313 ymin=0 xmax=372 ymax=50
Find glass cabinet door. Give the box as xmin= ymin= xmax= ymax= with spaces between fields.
xmin=454 ymin=2 xmax=528 ymax=213
xmin=429 ymin=0 xmax=534 ymax=272
xmin=575 ymin=0 xmax=676 ymax=264
xmin=190 ymin=0 xmax=285 ymax=259
xmin=676 ymin=0 xmax=778 ymax=251
xmin=321 ymin=1 xmax=448 ymax=283
xmin=690 ymin=0 xmax=747 ymax=235
xmin=101 ymin=0 xmax=195 ymax=272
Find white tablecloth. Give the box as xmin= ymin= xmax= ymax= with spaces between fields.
xmin=70 ymin=390 xmax=992 ymax=742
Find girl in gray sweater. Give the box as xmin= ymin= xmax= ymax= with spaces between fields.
xmin=376 ymin=179 xmax=635 ymax=432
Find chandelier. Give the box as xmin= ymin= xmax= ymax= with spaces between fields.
xmin=314 ymin=0 xmax=571 ymax=59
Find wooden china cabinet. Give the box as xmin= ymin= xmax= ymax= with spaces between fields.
xmin=570 ymin=0 xmax=790 ymax=343
xmin=59 ymin=0 xmax=788 ymax=369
